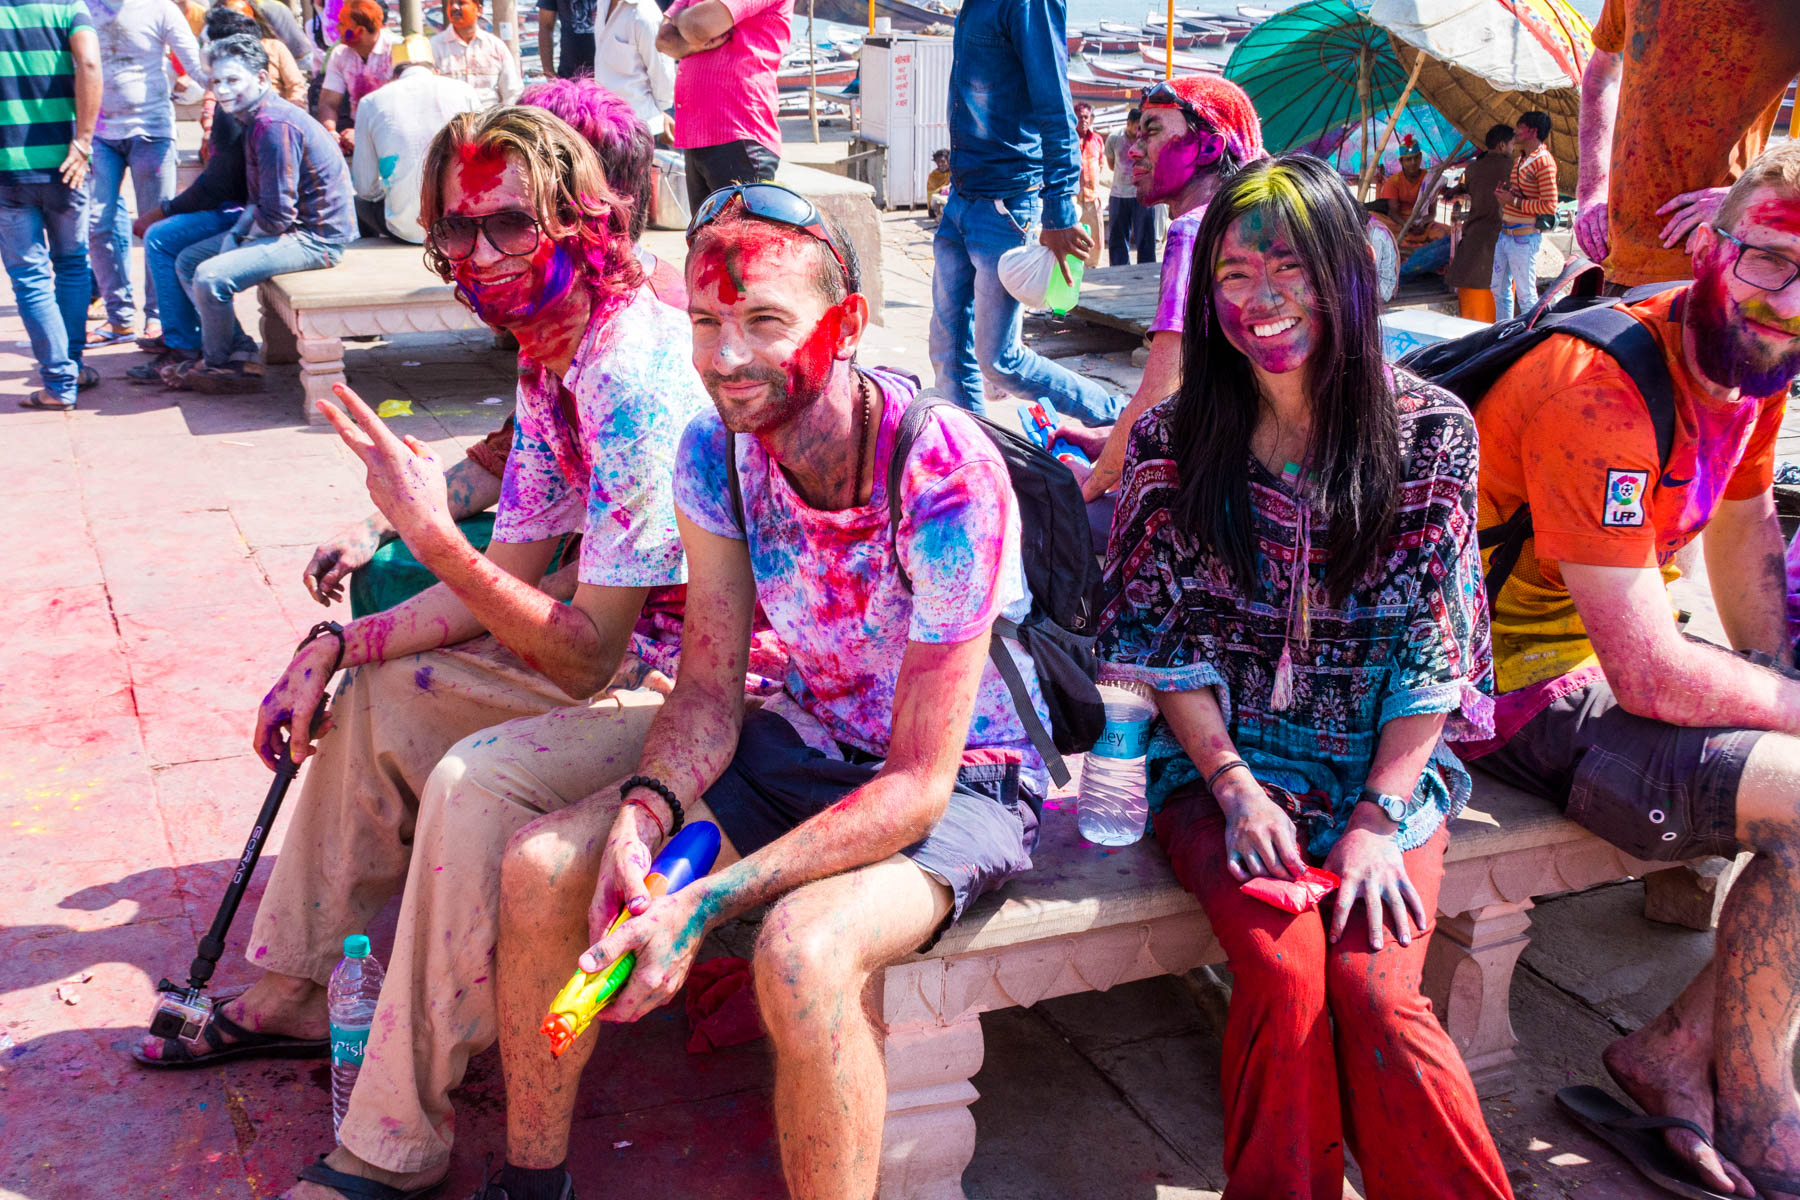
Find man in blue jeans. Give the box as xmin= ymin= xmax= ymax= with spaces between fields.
xmin=932 ymin=0 xmax=1120 ymax=426
xmin=0 ymin=0 xmax=102 ymax=411
xmin=125 ymin=100 xmax=249 ymax=383
xmin=162 ymin=36 xmax=356 ymax=395
xmin=86 ymin=0 xmax=205 ymax=346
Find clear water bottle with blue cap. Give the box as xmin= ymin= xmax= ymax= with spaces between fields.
xmin=327 ymin=933 xmax=385 ymax=1138
xmin=1077 ymin=679 xmax=1157 ymax=846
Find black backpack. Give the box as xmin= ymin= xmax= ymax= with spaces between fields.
xmin=1397 ymin=277 xmax=1682 ymax=604
xmin=728 ymin=393 xmax=1105 ymax=787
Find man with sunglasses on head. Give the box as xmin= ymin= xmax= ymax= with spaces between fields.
xmin=933 ymin=0 xmax=1120 ymax=427
xmin=486 ymin=182 xmax=1048 ymax=1200
xmin=1464 ymin=141 xmax=1800 ymax=1200
xmin=134 ymin=106 xmax=714 ymax=1200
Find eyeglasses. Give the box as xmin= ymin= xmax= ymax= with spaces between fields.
xmin=1138 ymin=82 xmax=1227 ymax=168
xmin=686 ymin=183 xmax=849 ymax=278
xmin=1714 ymin=227 xmax=1800 ymax=293
xmin=429 ymin=209 xmax=542 ymax=261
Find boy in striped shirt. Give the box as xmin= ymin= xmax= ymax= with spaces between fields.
xmin=0 ymin=0 xmax=102 ymax=409
xmin=1491 ymin=109 xmax=1559 ymax=320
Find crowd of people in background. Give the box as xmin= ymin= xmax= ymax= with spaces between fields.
xmin=4 ymin=0 xmax=1800 ymax=1198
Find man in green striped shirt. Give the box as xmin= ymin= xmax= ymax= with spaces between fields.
xmin=0 ymin=0 xmax=102 ymax=409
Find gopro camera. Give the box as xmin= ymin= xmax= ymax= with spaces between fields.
xmin=148 ymin=980 xmax=215 ymax=1043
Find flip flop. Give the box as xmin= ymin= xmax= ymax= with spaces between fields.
xmin=294 ymin=1155 xmax=445 ymax=1199
xmin=19 ymin=390 xmax=75 ymax=411
xmin=76 ymin=366 xmax=99 ymax=391
xmin=1743 ymin=1166 xmax=1800 ymax=1200
xmin=1556 ymin=1085 xmax=1738 ymax=1200
xmin=132 ymin=997 xmax=327 ymax=1069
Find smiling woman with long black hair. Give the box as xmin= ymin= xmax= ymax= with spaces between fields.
xmin=1096 ymin=154 xmax=1513 ymax=1200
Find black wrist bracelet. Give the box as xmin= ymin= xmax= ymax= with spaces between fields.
xmin=1205 ymin=758 xmax=1248 ymax=793
xmin=297 ymin=620 xmax=346 ymax=679
xmin=620 ymin=774 xmax=684 ymax=837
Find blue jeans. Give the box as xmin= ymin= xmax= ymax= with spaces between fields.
xmin=0 ymin=179 xmax=90 ymax=402
xmin=1107 ymin=196 xmax=1156 ymax=266
xmin=89 ymin=135 xmax=178 ymax=326
xmin=145 ymin=208 xmax=241 ymax=354
xmin=930 ymin=191 xmax=1121 ymax=426
xmin=1490 ymin=229 xmax=1542 ymax=322
xmin=176 ymin=229 xmax=344 ymax=365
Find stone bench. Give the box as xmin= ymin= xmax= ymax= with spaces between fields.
xmin=258 ymin=238 xmax=487 ymax=424
xmin=872 ymin=770 xmax=1679 ymax=1199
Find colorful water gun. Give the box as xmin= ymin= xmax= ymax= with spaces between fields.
xmin=541 ymin=819 xmax=722 ymax=1057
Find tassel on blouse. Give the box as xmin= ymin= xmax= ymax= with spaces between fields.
xmin=1271 ymin=485 xmax=1311 ymax=713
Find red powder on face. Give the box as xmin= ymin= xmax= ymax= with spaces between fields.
xmin=455 ymin=144 xmax=509 ymax=203
xmin=690 ymin=219 xmax=819 ymax=310
xmin=1741 ymin=197 xmax=1800 ymax=238
xmin=691 ymin=244 xmax=743 ymax=306
xmin=786 ymin=303 xmax=844 ymax=401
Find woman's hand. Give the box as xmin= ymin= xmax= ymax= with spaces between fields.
xmin=252 ymin=636 xmax=340 ymax=769
xmin=1324 ymin=826 xmax=1429 ymax=950
xmin=1218 ymin=778 xmax=1307 ymax=882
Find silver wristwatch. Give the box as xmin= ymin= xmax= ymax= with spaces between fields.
xmin=1358 ymin=789 xmax=1408 ymax=823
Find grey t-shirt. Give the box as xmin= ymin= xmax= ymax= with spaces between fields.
xmin=1105 ymin=131 xmax=1134 ymax=201
xmin=92 ymin=0 xmax=203 ymax=141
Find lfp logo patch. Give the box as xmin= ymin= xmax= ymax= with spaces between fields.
xmin=1603 ymin=468 xmax=1649 ymax=527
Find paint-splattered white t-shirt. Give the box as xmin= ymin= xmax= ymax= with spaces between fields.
xmin=672 ymin=367 xmax=1049 ymax=790
xmin=491 ymin=285 xmax=709 ymax=590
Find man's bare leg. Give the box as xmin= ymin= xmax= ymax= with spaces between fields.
xmin=492 ymin=796 xmax=739 ymax=1169
xmin=752 ymin=857 xmax=953 ymax=1200
xmin=1605 ymin=732 xmax=1800 ymax=1198
xmin=1713 ymin=734 xmax=1800 ymax=1199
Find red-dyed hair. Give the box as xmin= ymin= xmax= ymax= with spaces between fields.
xmin=517 ymin=77 xmax=655 ymax=241
xmin=1159 ymin=75 xmax=1264 ymax=164
xmin=340 ymin=0 xmax=383 ymax=34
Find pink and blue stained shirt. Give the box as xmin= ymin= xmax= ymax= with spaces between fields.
xmin=665 ymin=0 xmax=790 ymax=155
xmin=492 ymin=284 xmax=710 ymax=593
xmin=673 ymin=368 xmax=1051 ymax=791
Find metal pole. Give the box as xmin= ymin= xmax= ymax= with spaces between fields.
xmin=1789 ymin=76 xmax=1799 ymax=138
xmin=1165 ymin=0 xmax=1173 ymax=78
xmin=867 ymin=0 xmax=873 ymax=33
xmin=399 ymin=0 xmax=421 ymax=37
xmin=492 ymin=0 xmax=520 ymax=68
xmin=809 ymin=0 xmax=819 ymax=142
xmin=1356 ymin=46 xmax=1371 ymax=200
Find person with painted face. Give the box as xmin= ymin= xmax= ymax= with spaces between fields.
xmin=1075 ymin=75 xmax=1263 ymax=503
xmin=430 ymin=0 xmax=522 ymax=109
xmin=1097 ymin=154 xmax=1511 ymax=1200
xmin=133 ymin=106 xmax=713 ymax=1200
xmin=158 ymin=34 xmax=354 ymax=394
xmin=1468 ymin=141 xmax=1800 ymax=1200
xmin=489 ymin=183 xmax=1049 ymax=1200
xmin=319 ymin=0 xmax=401 ymax=154
xmin=352 ymin=34 xmax=481 ymax=241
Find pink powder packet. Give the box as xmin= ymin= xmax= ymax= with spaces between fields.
xmin=1240 ymin=867 xmax=1342 ymax=914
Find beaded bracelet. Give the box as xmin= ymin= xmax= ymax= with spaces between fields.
xmin=619 ymin=774 xmax=684 ymax=838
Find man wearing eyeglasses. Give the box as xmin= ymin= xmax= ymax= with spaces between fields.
xmin=932 ymin=0 xmax=1121 ymax=427
xmin=133 ymin=107 xmax=715 ymax=1200
xmin=1465 ymin=141 xmax=1800 ymax=1200
xmin=488 ymin=183 xmax=1048 ymax=1200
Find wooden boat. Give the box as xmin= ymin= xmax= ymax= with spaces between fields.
xmin=1067 ymin=73 xmax=1144 ymax=101
xmin=1143 ymin=29 xmax=1199 ymax=50
xmin=777 ymin=60 xmax=859 ymax=91
xmin=1138 ymin=43 xmax=1223 ymax=72
xmin=807 ymin=0 xmax=942 ymax=31
xmin=1077 ymin=27 xmax=1148 ymax=53
xmin=1068 ymin=33 xmax=1085 ymax=54
xmin=1236 ymin=5 xmax=1278 ymax=19
xmin=1088 ymin=56 xmax=1164 ymax=83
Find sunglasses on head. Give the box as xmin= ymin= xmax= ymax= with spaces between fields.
xmin=1139 ymin=82 xmax=1228 ymax=168
xmin=686 ymin=183 xmax=849 ymax=279
xmin=429 ymin=209 xmax=542 ymax=261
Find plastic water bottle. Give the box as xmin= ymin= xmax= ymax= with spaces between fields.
xmin=327 ymin=934 xmax=384 ymax=1138
xmin=1077 ymin=680 xmax=1157 ymax=846
xmin=1044 ymin=223 xmax=1090 ymax=315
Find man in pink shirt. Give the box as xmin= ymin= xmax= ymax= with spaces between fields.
xmin=655 ymin=0 xmax=790 ymax=209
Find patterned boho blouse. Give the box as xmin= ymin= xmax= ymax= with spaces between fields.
xmin=1096 ymin=371 xmax=1495 ymax=855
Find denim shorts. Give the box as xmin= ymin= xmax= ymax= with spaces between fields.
xmin=702 ymin=709 xmax=1041 ymax=934
xmin=1474 ymin=652 xmax=1791 ymax=861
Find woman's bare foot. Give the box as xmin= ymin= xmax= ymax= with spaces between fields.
xmin=1604 ymin=1025 xmax=1756 ymax=1197
xmin=136 ymin=973 xmax=328 ymax=1062
xmin=282 ymin=1146 xmax=447 ymax=1199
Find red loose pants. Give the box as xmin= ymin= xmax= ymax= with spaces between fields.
xmin=1154 ymin=788 xmax=1515 ymax=1200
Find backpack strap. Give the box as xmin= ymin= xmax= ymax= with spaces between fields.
xmin=884 ymin=396 xmax=1072 ymax=787
xmin=725 ymin=430 xmax=744 ymax=532
xmin=1479 ymin=298 xmax=1679 ymax=605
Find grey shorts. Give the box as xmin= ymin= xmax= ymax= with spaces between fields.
xmin=1474 ymin=656 xmax=1788 ymax=861
xmin=702 ymin=709 xmax=1041 ymax=934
